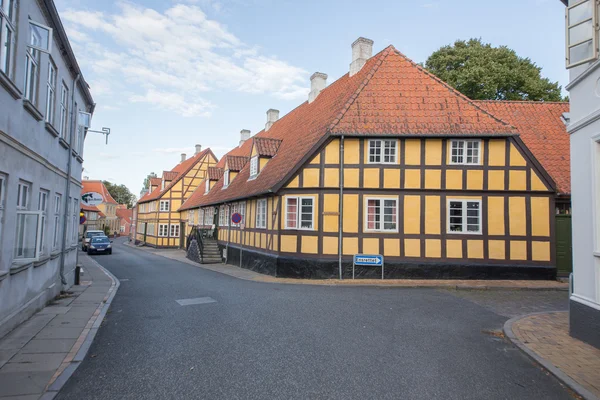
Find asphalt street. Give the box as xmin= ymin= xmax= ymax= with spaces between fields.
xmin=57 ymin=239 xmax=573 ymax=400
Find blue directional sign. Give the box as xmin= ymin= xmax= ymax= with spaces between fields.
xmin=353 ymin=254 xmax=383 ymax=267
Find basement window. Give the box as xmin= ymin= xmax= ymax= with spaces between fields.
xmin=448 ymin=199 xmax=481 ymax=234
xmin=450 ymin=140 xmax=480 ymax=165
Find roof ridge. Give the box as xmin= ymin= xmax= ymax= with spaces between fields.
xmin=327 ymin=46 xmax=393 ymax=133
xmin=474 ymin=99 xmax=569 ymax=105
xmin=389 ymin=47 xmax=518 ymax=133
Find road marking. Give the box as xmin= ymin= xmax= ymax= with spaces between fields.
xmin=176 ymin=297 xmax=217 ymax=306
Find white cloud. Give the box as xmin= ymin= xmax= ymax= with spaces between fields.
xmin=61 ymin=2 xmax=308 ymax=117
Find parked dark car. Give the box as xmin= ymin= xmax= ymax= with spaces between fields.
xmin=87 ymin=236 xmax=113 ymax=255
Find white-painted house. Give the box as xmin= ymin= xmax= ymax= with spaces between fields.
xmin=0 ymin=0 xmax=94 ymax=338
xmin=561 ymin=0 xmax=600 ymax=348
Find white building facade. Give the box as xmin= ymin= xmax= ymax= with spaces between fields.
xmin=562 ymin=0 xmax=600 ymax=348
xmin=0 ymin=0 xmax=94 ymax=338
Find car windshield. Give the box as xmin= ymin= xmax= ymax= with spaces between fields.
xmin=86 ymin=232 xmax=104 ymax=239
xmin=91 ymin=237 xmax=109 ymax=244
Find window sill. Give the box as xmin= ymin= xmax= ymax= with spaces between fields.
xmin=23 ymin=99 xmax=44 ymax=121
xmin=45 ymin=122 xmax=59 ymax=138
xmin=0 ymin=70 xmax=22 ymax=99
xmin=50 ymin=251 xmax=60 ymax=260
xmin=10 ymin=261 xmax=34 ymax=275
xmin=59 ymin=138 xmax=69 ymax=149
xmin=34 ymin=255 xmax=51 ymax=268
xmin=76 ymin=155 xmax=83 ymax=164
xmin=0 ymin=270 xmax=8 ymax=282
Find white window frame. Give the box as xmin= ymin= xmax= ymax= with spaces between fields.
xmin=249 ymin=156 xmax=258 ymax=178
xmin=205 ymin=179 xmax=210 ymax=194
xmin=170 ymin=224 xmax=179 ymax=238
xmin=566 ymin=0 xmax=598 ymax=68
xmin=120 ymin=225 xmax=125 ymax=233
xmin=256 ymin=199 xmax=267 ymax=229
xmin=59 ymin=83 xmax=69 ymax=141
xmin=38 ymin=190 xmax=48 ymax=254
xmin=223 ymin=170 xmax=230 ymax=188
xmin=364 ymin=197 xmax=399 ymax=232
xmin=188 ymin=209 xmax=195 ymax=225
xmin=368 ymin=139 xmax=397 ymax=164
xmin=284 ymin=196 xmax=315 ymax=230
xmin=204 ymin=207 xmax=213 ymax=226
xmin=159 ymin=200 xmax=170 ymax=212
xmin=52 ymin=193 xmax=61 ymax=250
xmin=0 ymin=0 xmax=17 ymax=80
xmin=0 ymin=174 xmax=5 ymax=247
xmin=71 ymin=198 xmax=78 ymax=244
xmin=27 ymin=20 xmax=53 ymax=54
xmin=239 ymin=202 xmax=246 ymax=225
xmin=158 ymin=223 xmax=168 ymax=237
xmin=450 ymin=139 xmax=481 ymax=165
xmin=14 ymin=210 xmax=43 ymax=261
xmin=45 ymin=61 xmax=56 ymax=124
xmin=447 ymin=199 xmax=482 ymax=235
xmin=17 ymin=181 xmax=30 ymax=210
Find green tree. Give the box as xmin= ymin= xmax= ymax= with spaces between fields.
xmin=424 ymin=38 xmax=565 ymax=101
xmin=103 ymin=181 xmax=137 ymax=208
xmin=141 ymin=172 xmax=157 ymax=197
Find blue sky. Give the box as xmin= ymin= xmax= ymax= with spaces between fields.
xmin=54 ymin=0 xmax=568 ymax=198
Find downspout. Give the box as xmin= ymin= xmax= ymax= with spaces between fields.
xmin=338 ymin=135 xmax=344 ymax=280
xmin=59 ymin=73 xmax=81 ymax=286
xmin=226 ymin=203 xmax=231 ymax=263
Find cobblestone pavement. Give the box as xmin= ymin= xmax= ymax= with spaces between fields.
xmin=511 ymin=312 xmax=600 ymax=399
xmin=439 ymin=289 xmax=569 ymax=318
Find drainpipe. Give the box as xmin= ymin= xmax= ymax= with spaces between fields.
xmin=338 ymin=135 xmax=345 ymax=280
xmin=59 ymin=74 xmax=81 ymax=286
xmin=226 ymin=204 xmax=231 ymax=264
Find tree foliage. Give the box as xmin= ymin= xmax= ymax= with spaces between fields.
xmin=103 ymin=181 xmax=137 ymax=208
xmin=141 ymin=172 xmax=157 ymax=197
xmin=424 ymin=38 xmax=565 ymax=102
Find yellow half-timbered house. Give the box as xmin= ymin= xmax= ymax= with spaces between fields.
xmin=179 ymin=38 xmax=569 ymax=279
xmin=136 ymin=146 xmax=217 ymax=248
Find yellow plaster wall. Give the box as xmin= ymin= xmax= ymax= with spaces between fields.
xmin=510 ymin=143 xmax=527 ymax=166
xmin=488 ymin=139 xmax=505 ymax=166
xmin=405 ymin=139 xmax=421 ymax=165
xmin=325 ymin=139 xmax=340 ymax=164
xmin=324 ymin=168 xmax=339 ymax=187
xmin=343 ymin=195 xmax=359 ymax=233
xmin=345 ymin=139 xmax=360 ymax=164
xmin=425 ymin=139 xmax=442 ymax=165
xmin=404 ymin=195 xmax=420 ymax=234
xmin=303 ymin=168 xmax=320 ymax=187
xmin=363 ymin=168 xmax=379 ymax=188
xmin=509 ymin=197 xmax=526 ymax=236
xmin=383 ymin=169 xmax=400 ymax=189
xmin=531 ymin=197 xmax=550 ymax=237
xmin=425 ymin=196 xmax=440 ymax=234
xmin=446 ymin=170 xmax=462 ymax=190
xmin=323 ymin=194 xmax=339 ymax=233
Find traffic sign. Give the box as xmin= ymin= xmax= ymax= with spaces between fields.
xmin=352 ymin=254 xmax=384 ymax=280
xmin=80 ymin=215 xmax=87 ymax=224
xmin=231 ymin=212 xmax=242 ymax=224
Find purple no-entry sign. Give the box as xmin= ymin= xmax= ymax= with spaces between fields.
xmin=231 ymin=212 xmax=242 ymax=224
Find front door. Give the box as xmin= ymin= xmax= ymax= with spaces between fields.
xmin=555 ymin=214 xmax=572 ymax=276
xmin=180 ymin=222 xmax=185 ymax=249
xmin=143 ymin=222 xmax=148 ymax=243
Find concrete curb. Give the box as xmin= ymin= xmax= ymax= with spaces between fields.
xmin=40 ymin=254 xmax=120 ymax=400
xmin=123 ymin=242 xmax=568 ymax=291
xmin=503 ymin=312 xmax=599 ymax=400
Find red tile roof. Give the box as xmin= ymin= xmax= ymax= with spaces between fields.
xmin=226 ymin=156 xmax=249 ymax=172
xmin=150 ymin=178 xmax=162 ymax=187
xmin=254 ymin=138 xmax=282 ymax=157
xmin=163 ymin=171 xmax=178 ymax=181
xmin=138 ymin=148 xmax=215 ymax=204
xmin=81 ymin=180 xmax=118 ymax=205
xmin=116 ymin=207 xmax=133 ymax=223
xmin=180 ymin=45 xmax=520 ymax=210
xmin=475 ymin=100 xmax=570 ymax=194
xmin=207 ymin=167 xmax=224 ymax=181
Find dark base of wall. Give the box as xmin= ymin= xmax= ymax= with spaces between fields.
xmin=570 ymin=299 xmax=600 ymax=349
xmin=216 ymin=245 xmax=556 ymax=280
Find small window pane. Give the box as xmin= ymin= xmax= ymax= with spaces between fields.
xmin=569 ymin=0 xmax=593 ymax=25
xmin=570 ymin=40 xmax=594 ymax=64
xmin=15 ymin=213 xmax=39 ymax=259
xmin=569 ymin=19 xmax=594 ymax=45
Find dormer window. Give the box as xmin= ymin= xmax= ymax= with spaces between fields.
xmin=223 ymin=170 xmax=230 ymax=188
xmin=566 ymin=0 xmax=597 ymax=68
xmin=250 ymin=156 xmax=258 ymax=178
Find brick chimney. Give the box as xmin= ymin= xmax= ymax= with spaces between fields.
xmin=265 ymin=109 xmax=279 ymax=131
xmin=195 ymin=144 xmax=202 ymax=155
xmin=308 ymin=72 xmax=327 ymax=103
xmin=239 ymin=129 xmax=251 ymax=147
xmin=181 ymin=153 xmax=186 ymax=163
xmin=350 ymin=37 xmax=374 ymax=77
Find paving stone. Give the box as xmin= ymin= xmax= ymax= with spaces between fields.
xmin=46 ymin=317 xmax=91 ymax=329
xmin=0 ymin=315 xmax=55 ymax=351
xmin=2 ymin=353 xmax=66 ymax=373
xmin=0 ymin=395 xmax=42 ymax=400
xmin=0 ymin=370 xmax=54 ymax=396
xmin=34 ymin=328 xmax=82 ymax=340
xmin=36 ymin=307 xmax=71 ymax=315
xmin=19 ymin=339 xmax=77 ymax=354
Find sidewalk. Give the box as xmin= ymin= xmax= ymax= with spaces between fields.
xmin=127 ymin=243 xmax=568 ymax=290
xmin=504 ymin=312 xmax=600 ymax=400
xmin=0 ymin=253 xmax=118 ymax=400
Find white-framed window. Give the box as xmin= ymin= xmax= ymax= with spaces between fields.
xmin=204 ymin=207 xmax=213 ymax=225
xmin=249 ymin=156 xmax=258 ymax=178
xmin=74 ymin=107 xmax=86 ymax=155
xmin=14 ymin=210 xmax=43 ymax=260
xmin=0 ymin=0 xmax=17 ymax=80
xmin=120 ymin=226 xmax=125 ymax=233
xmin=59 ymin=83 xmax=69 ymax=140
xmin=17 ymin=181 xmax=30 ymax=210
xmin=239 ymin=202 xmax=246 ymax=225
xmin=368 ymin=139 xmax=397 ymax=164
xmin=159 ymin=200 xmax=170 ymax=212
xmin=45 ymin=61 xmax=57 ymax=124
xmin=158 ymin=223 xmax=168 ymax=237
xmin=256 ymin=199 xmax=267 ymax=229
xmin=223 ymin=170 xmax=230 ymax=188
xmin=87 ymin=211 xmax=97 ymax=221
xmin=205 ymin=179 xmax=210 ymax=194
xmin=448 ymin=199 xmax=482 ymax=234
xmin=24 ymin=28 xmax=42 ymax=105
xmin=219 ymin=205 xmax=226 ymax=226
xmin=285 ymin=197 xmax=314 ymax=230
xmin=170 ymin=224 xmax=180 ymax=237
xmin=38 ymin=190 xmax=48 ymax=254
xmin=147 ymin=223 xmax=155 ymax=236
xmin=0 ymin=173 xmax=5 ymax=246
xmin=450 ymin=139 xmax=480 ymax=165
xmin=230 ymin=203 xmax=239 ymax=226
xmin=27 ymin=20 xmax=52 ymax=54
xmin=566 ymin=0 xmax=597 ymax=68
xmin=365 ymin=197 xmax=398 ymax=232
xmin=52 ymin=194 xmax=61 ymax=250
xmin=188 ymin=209 xmax=195 ymax=225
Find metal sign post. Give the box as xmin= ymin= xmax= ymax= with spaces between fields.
xmin=352 ymin=254 xmax=384 ymax=280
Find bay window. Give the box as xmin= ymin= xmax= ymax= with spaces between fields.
xmin=365 ymin=198 xmax=398 ymax=232
xmin=448 ymin=199 xmax=481 ymax=234
xmin=256 ymin=199 xmax=267 ymax=229
xmin=285 ymin=197 xmax=314 ymax=230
